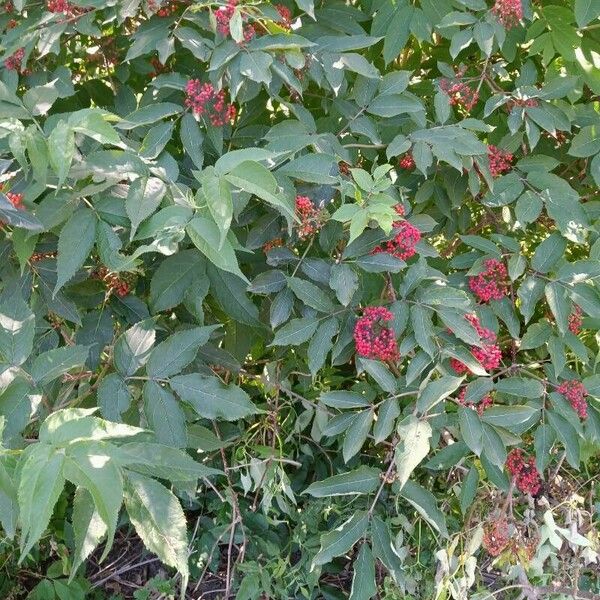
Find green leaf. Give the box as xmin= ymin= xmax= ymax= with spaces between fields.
xmin=373 ymin=397 xmax=400 ymax=443
xmin=411 ymin=304 xmax=436 ymax=357
xmin=63 ymin=441 xmax=123 ymax=562
xmin=143 ymin=381 xmax=187 ymax=448
xmin=308 ymin=318 xmax=338 ymax=376
xmin=417 ymin=375 xmax=464 ymax=413
xmin=394 ymin=416 xmax=432 ymax=489
xmin=400 ymin=480 xmax=448 ymax=537
xmin=329 ymin=263 xmax=359 ymax=306
xmin=126 ymin=177 xmax=167 ymax=241
xmin=350 ymin=544 xmax=377 ymax=600
xmin=371 ymin=517 xmax=403 ymax=583
xmin=124 ymin=473 xmax=189 ymax=587
xmin=480 ymin=424 xmax=506 ymax=468
xmin=18 ymin=444 xmax=65 ymax=560
xmin=225 ymin=161 xmax=295 ymax=227
xmin=459 ymin=466 xmax=479 ymax=514
xmin=547 ymin=410 xmax=580 ymax=468
xmin=48 ymin=120 xmax=74 ymax=186
xmin=187 ymin=217 xmax=247 ymax=282
xmin=288 ymin=277 xmax=336 ymax=313
xmin=575 ymin=0 xmax=600 ymax=27
xmin=115 ymin=442 xmax=221 ymax=481
xmin=55 ymin=208 xmax=97 ymax=294
xmin=70 ymin=488 xmax=107 ymax=579
xmin=180 ymin=113 xmax=204 ymax=169
xmin=531 ymin=233 xmax=566 ymax=274
xmin=240 ymin=50 xmax=273 ymax=84
xmin=545 ymin=281 xmax=570 ymax=334
xmin=312 ymin=511 xmax=369 ymax=566
xmin=304 ymin=466 xmax=381 ymax=497
xmin=114 ymin=321 xmax=155 ymax=377
xmin=458 ymin=406 xmax=483 ymax=456
xmin=342 ymin=409 xmax=373 ymax=462
xmin=170 ymin=374 xmax=259 ymax=421
xmin=146 ymin=326 xmax=218 ymax=379
xmin=271 ymin=317 xmax=319 ymax=346
xmin=97 ymin=374 xmax=131 ymax=423
xmin=320 ymin=391 xmax=371 ymax=409
xmin=481 ymin=405 xmax=540 ymax=428
xmin=30 ymin=345 xmax=89 ymax=386
xmin=383 ymin=5 xmax=413 ymax=65
xmin=568 ymin=125 xmax=600 ymax=157
xmin=495 ymin=377 xmax=544 ymax=399
xmin=201 ymin=170 xmax=233 ymax=249
xmin=0 ymin=292 xmax=35 ymax=366
xmin=149 ymin=250 xmax=205 ymax=313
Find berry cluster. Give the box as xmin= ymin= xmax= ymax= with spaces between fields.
xmin=507 ymin=98 xmax=538 ymax=110
xmin=450 ymin=314 xmax=502 ymax=374
xmin=557 ymin=380 xmax=588 ymax=419
xmin=4 ymin=0 xmax=13 ymax=10
xmin=440 ymin=77 xmax=479 ymax=112
xmin=215 ymin=0 xmax=254 ymax=41
xmin=93 ymin=266 xmax=131 ymax=297
xmin=505 ymin=448 xmax=542 ymax=495
xmin=492 ymin=0 xmax=523 ymax=29
xmin=372 ymin=220 xmax=420 ymax=261
xmin=483 ymin=518 xmax=510 ymax=557
xmin=1 ymin=184 xmax=24 ymax=210
xmin=488 ymin=145 xmax=514 ymax=177
xmin=568 ymin=305 xmax=583 ymax=335
xmin=184 ymin=80 xmax=237 ymax=126
xmin=4 ymin=47 xmax=24 ymax=71
xmin=47 ymin=0 xmax=72 ymax=12
xmin=353 ymin=306 xmax=399 ymax=362
xmin=295 ymin=195 xmax=323 ymax=239
xmin=457 ymin=388 xmax=493 ymax=415
xmin=469 ymin=258 xmax=508 ymax=303
xmin=30 ymin=251 xmax=57 ymax=262
xmin=149 ymin=56 xmax=168 ymax=78
xmin=148 ymin=0 xmax=186 ymax=17
xmin=275 ymin=3 xmax=292 ymax=28
xmin=262 ymin=238 xmax=284 ymax=254
xmin=338 ymin=161 xmax=351 ymax=176
xmin=398 ymin=154 xmax=415 ymax=171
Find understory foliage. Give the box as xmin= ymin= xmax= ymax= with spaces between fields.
xmin=1 ymin=0 xmax=600 ymax=598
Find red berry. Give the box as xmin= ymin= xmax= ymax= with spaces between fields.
xmin=568 ymin=305 xmax=583 ymax=335
xmin=505 ymin=448 xmax=541 ymax=495
xmin=469 ymin=258 xmax=508 ymax=303
xmin=353 ymin=307 xmax=399 ymax=362
xmin=487 ymin=145 xmax=513 ymax=177
xmin=184 ymin=80 xmax=237 ymax=127
xmin=557 ymin=380 xmax=588 ymax=420
xmin=492 ymin=0 xmax=523 ymax=29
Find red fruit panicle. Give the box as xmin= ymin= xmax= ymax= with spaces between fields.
xmin=215 ymin=0 xmax=237 ymax=35
xmin=440 ymin=77 xmax=479 ymax=113
xmin=505 ymin=448 xmax=542 ymax=495
xmin=353 ymin=306 xmax=399 ymax=362
xmin=275 ymin=3 xmax=292 ymax=28
xmin=295 ymin=195 xmax=323 ymax=239
xmin=184 ymin=80 xmax=237 ymax=127
xmin=398 ymin=154 xmax=415 ymax=171
xmin=492 ymin=0 xmax=523 ymax=29
xmin=450 ymin=314 xmax=502 ymax=375
xmin=457 ymin=388 xmax=493 ymax=415
xmin=93 ymin=266 xmax=131 ymax=298
xmin=483 ymin=518 xmax=510 ymax=557
xmin=4 ymin=47 xmax=24 ymax=71
xmin=568 ymin=305 xmax=583 ymax=335
xmin=262 ymin=238 xmax=284 ymax=254
xmin=372 ymin=221 xmax=421 ymax=261
xmin=469 ymin=258 xmax=508 ymax=303
xmin=488 ymin=145 xmax=513 ymax=177
xmin=557 ymin=380 xmax=588 ymax=420
xmin=6 ymin=191 xmax=24 ymax=210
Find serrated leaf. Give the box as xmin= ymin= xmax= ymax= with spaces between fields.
xmin=124 ymin=473 xmax=189 ymax=586
xmin=170 ymin=374 xmax=258 ymax=421
xmin=312 ymin=511 xmax=369 ymax=566
xmin=54 ymin=208 xmax=96 ymax=294
xmin=394 ymin=416 xmax=432 ymax=489
xmin=304 ymin=466 xmax=381 ymax=497
xmin=114 ymin=321 xmax=155 ymax=377
xmin=30 ymin=345 xmax=89 ymax=386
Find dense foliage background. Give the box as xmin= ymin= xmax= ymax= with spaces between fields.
xmin=1 ymin=0 xmax=600 ymax=598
